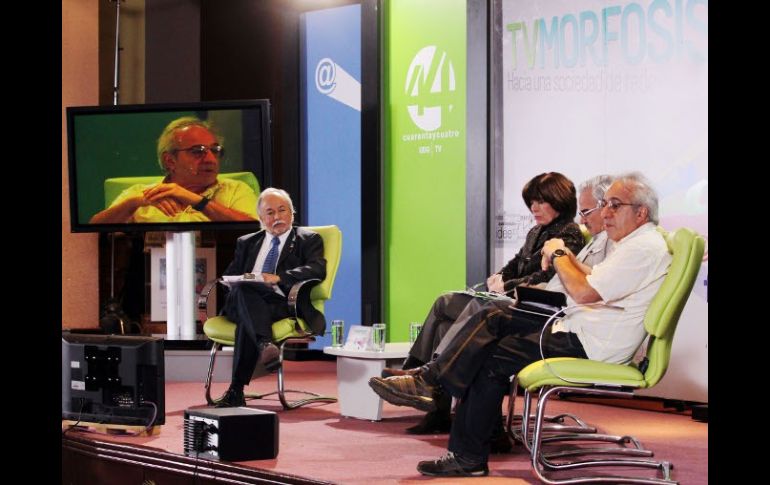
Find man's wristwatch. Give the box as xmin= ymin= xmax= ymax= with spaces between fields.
xmin=550 ymin=248 xmax=568 ymax=263
xmin=192 ymin=196 xmax=211 ymax=212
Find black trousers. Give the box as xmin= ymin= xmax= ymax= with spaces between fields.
xmin=430 ymin=307 xmax=587 ymax=463
xmin=223 ymin=284 xmax=290 ymax=386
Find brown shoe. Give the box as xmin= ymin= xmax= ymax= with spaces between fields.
xmin=257 ymin=340 xmax=281 ymax=372
xmin=381 ymin=367 xmax=422 ymax=378
xmin=368 ymin=375 xmax=437 ymax=412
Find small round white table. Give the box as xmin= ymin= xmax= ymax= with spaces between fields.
xmin=323 ymin=342 xmax=410 ymax=421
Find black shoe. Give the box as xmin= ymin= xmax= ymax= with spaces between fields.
xmin=368 ymin=375 xmax=438 ymax=412
xmin=257 ymin=340 xmax=281 ymax=372
xmin=490 ymin=430 xmax=513 ymax=454
xmin=214 ymin=387 xmax=246 ymax=408
xmin=406 ymin=410 xmax=452 ymax=434
xmin=417 ymin=452 xmax=489 ymax=477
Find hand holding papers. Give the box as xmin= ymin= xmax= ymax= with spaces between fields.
xmin=457 ymin=282 xmax=516 ymax=304
xmin=486 ymin=273 xmax=505 ymax=293
xmin=220 ymin=273 xmax=270 ymax=288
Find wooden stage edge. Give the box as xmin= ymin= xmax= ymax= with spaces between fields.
xmin=62 ymin=433 xmax=333 ymax=485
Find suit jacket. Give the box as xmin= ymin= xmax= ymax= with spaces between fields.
xmin=223 ymin=226 xmax=327 ymax=335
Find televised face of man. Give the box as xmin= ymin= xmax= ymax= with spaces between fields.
xmin=578 ymin=189 xmax=604 ymax=236
xmin=602 ymin=181 xmax=649 ymax=242
xmin=163 ymin=125 xmax=221 ymax=189
xmin=259 ymin=193 xmax=294 ymax=236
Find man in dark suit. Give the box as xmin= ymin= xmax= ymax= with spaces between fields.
xmin=216 ymin=187 xmax=326 ymax=408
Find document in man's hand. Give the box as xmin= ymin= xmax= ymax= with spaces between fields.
xmin=219 ymin=273 xmax=268 ymax=288
xmin=453 ymin=288 xmax=515 ymax=304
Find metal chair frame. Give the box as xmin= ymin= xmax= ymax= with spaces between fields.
xmin=199 ymin=273 xmax=338 ymax=410
xmin=509 ymin=228 xmax=703 ymax=484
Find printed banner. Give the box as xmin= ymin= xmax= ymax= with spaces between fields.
xmin=384 ymin=0 xmax=467 ymax=341
xmin=495 ymin=0 xmax=708 ymax=400
xmin=301 ymin=5 xmax=362 ymax=348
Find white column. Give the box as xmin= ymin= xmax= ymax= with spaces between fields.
xmin=165 ymin=231 xmax=197 ymax=340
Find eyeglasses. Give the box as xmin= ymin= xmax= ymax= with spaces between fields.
xmin=598 ymin=198 xmax=639 ymax=212
xmin=578 ymin=206 xmax=601 ymax=218
xmin=173 ymin=144 xmax=224 ymax=158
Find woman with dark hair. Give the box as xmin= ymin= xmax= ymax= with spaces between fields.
xmin=487 ymin=172 xmax=581 ymax=294
xmin=391 ymin=172 xmax=585 ymax=435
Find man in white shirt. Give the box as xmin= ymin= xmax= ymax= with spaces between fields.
xmin=369 ymin=173 xmax=672 ymax=477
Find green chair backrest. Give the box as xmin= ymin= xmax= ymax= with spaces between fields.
xmin=103 ymin=171 xmax=260 ymax=208
xmin=642 ymin=227 xmax=705 ymax=387
xmin=304 ymin=225 xmax=343 ymax=315
xmin=579 ymin=224 xmax=592 ymax=245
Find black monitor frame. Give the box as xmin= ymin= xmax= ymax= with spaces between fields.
xmin=66 ymin=99 xmax=272 ymax=233
xmin=62 ymin=333 xmax=166 ymax=427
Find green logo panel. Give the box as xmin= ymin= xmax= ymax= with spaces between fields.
xmin=384 ymin=0 xmax=467 ymax=342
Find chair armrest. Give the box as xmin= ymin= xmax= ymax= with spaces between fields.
xmin=286 ymin=278 xmax=322 ymax=336
xmin=197 ymin=278 xmax=221 ymax=322
xmin=287 ymin=278 xmax=321 ymax=318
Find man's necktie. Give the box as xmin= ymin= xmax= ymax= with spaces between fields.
xmin=261 ymin=237 xmax=280 ymax=274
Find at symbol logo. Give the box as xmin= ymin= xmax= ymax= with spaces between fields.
xmin=404 ymin=45 xmax=455 ymax=132
xmin=315 ymin=58 xmax=337 ymax=94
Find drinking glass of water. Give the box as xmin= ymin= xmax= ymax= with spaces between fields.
xmin=372 ymin=323 xmax=386 ymax=351
xmin=331 ymin=320 xmax=344 ymax=347
xmin=409 ymin=321 xmax=423 ymax=345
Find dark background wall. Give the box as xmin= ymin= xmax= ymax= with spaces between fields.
xmin=200 ymin=0 xmax=359 ymax=216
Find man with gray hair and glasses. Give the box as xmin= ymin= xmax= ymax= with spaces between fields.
xmin=544 ymin=174 xmax=614 ymax=292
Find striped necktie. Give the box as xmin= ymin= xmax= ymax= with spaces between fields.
xmin=261 ymin=237 xmax=280 ymax=274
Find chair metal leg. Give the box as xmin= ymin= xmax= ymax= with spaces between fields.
xmin=510 ymin=383 xmax=651 ymax=466
xmin=204 ymin=335 xmax=337 ymax=410
xmin=530 ymin=386 xmax=678 ymax=484
xmin=274 ymin=338 xmax=337 ymax=410
xmin=204 ymin=343 xmax=221 ymax=405
xmin=242 ymin=338 xmax=337 ymax=410
xmin=507 ymin=377 xmax=597 ymax=451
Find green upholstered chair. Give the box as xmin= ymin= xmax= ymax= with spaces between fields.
xmin=103 ymin=171 xmax=260 ymax=208
xmin=509 ymin=227 xmax=704 ymax=484
xmin=579 ymin=223 xmax=592 ymax=244
xmin=198 ymin=225 xmax=342 ymax=410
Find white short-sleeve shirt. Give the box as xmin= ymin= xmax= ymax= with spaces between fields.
xmin=553 ymin=223 xmax=672 ymax=364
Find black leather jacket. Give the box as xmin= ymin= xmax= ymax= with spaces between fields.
xmin=499 ymin=218 xmax=585 ymax=293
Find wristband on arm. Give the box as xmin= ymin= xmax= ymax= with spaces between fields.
xmin=192 ymin=196 xmax=210 ymax=211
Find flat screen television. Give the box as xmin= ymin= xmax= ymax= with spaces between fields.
xmin=62 ymin=333 xmax=165 ymax=426
xmin=66 ymin=99 xmax=271 ymax=233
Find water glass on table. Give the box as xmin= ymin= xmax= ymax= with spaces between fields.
xmin=409 ymin=321 xmax=423 ymax=345
xmin=372 ymin=323 xmax=386 ymax=351
xmin=331 ymin=320 xmax=344 ymax=348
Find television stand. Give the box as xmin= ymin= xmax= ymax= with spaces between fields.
xmin=164 ymin=231 xmax=197 ymax=340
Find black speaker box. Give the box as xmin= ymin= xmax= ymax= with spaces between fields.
xmin=184 ymin=407 xmax=279 ymax=461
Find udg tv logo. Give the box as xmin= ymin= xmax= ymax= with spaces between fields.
xmin=405 ymin=45 xmax=456 ymax=132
